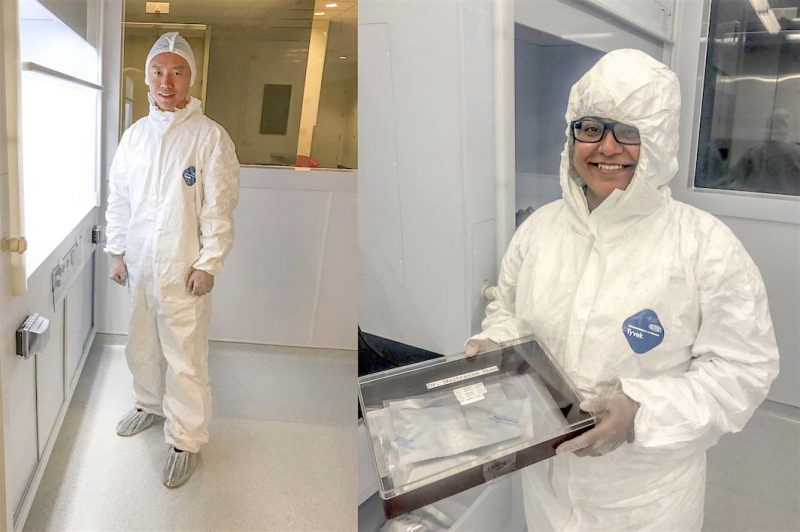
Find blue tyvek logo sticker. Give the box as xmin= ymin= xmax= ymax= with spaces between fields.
xmin=183 ymin=166 xmax=196 ymax=186
xmin=622 ymin=309 xmax=664 ymax=354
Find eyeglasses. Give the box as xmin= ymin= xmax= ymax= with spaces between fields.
xmin=570 ymin=117 xmax=641 ymax=145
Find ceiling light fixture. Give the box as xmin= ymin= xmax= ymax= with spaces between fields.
xmin=314 ymin=11 xmax=325 ymax=16
xmin=560 ymin=32 xmax=613 ymax=41
xmin=339 ymin=56 xmax=347 ymax=60
xmin=749 ymin=0 xmax=781 ymax=33
xmin=325 ymin=3 xmax=338 ymax=7
xmin=757 ymin=9 xmax=781 ymax=33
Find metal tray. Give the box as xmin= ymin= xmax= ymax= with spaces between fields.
xmin=358 ymin=336 xmax=595 ymax=519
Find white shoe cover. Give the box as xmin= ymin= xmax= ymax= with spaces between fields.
xmin=162 ymin=447 xmax=198 ymax=488
xmin=116 ymin=408 xmax=162 ymax=436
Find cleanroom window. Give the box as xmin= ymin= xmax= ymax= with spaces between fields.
xmin=122 ymin=0 xmax=357 ymax=170
xmin=18 ymin=0 xmax=101 ymax=277
xmin=695 ymin=0 xmax=800 ymax=197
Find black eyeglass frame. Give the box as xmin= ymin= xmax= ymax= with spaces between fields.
xmin=570 ymin=117 xmax=641 ymax=145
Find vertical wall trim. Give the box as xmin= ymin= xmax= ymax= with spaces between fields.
xmin=494 ymin=0 xmax=515 ymax=266
xmin=308 ymin=191 xmax=334 ymax=344
xmin=201 ymin=26 xmax=211 ymax=112
xmin=2 ymin=0 xmax=27 ymax=294
xmin=0 ymin=0 xmax=12 ymax=526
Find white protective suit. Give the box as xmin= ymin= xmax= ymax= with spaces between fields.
xmin=472 ymin=49 xmax=779 ymax=530
xmin=105 ymin=96 xmax=239 ymax=453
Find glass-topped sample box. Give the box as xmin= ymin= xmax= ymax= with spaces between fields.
xmin=358 ymin=337 xmax=595 ymax=519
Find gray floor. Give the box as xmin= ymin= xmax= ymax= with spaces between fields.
xmin=704 ymin=401 xmax=800 ymax=531
xmin=24 ymin=336 xmax=357 ymax=532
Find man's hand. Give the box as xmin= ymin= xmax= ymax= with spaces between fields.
xmin=555 ymin=392 xmax=638 ymax=457
xmin=464 ymin=338 xmax=500 ymax=357
xmin=110 ymin=255 xmax=128 ymax=285
xmin=186 ymin=269 xmax=214 ymax=296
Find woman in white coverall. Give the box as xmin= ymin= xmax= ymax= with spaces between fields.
xmin=467 ymin=49 xmax=779 ymax=530
xmin=105 ymin=32 xmax=239 ymax=488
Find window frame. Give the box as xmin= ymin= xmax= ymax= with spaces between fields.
xmin=19 ymin=0 xmax=104 ymax=278
xmin=673 ymin=0 xmax=800 ymax=226
xmin=8 ymin=0 xmax=105 ymax=286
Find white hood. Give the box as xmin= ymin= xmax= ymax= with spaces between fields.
xmin=560 ymin=49 xmax=681 ymax=228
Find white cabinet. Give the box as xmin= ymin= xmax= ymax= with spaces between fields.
xmin=35 ymin=304 xmax=64 ymax=458
xmin=1 ymin=215 xmax=98 ymax=529
xmin=65 ymin=263 xmax=94 ymax=389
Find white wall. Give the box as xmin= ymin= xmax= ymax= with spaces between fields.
xmin=205 ymin=38 xmax=308 ymax=166
xmin=98 ymin=167 xmax=357 ymax=350
xmin=672 ymin=0 xmax=800 ymax=408
xmin=358 ymin=0 xmax=497 ymax=355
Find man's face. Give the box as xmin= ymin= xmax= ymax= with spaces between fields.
xmin=572 ymin=120 xmax=640 ymax=208
xmin=147 ymin=52 xmax=191 ymax=112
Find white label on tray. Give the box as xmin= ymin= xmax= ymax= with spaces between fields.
xmin=453 ymin=382 xmax=487 ymax=405
xmin=425 ymin=366 xmax=499 ymax=390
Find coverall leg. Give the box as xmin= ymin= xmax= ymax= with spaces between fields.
xmin=158 ymin=295 xmax=212 ymax=453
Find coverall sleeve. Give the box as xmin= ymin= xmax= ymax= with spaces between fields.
xmin=192 ymin=128 xmax=240 ymax=275
xmin=620 ymin=224 xmax=779 ymax=450
xmin=104 ymin=131 xmax=132 ymax=256
xmin=470 ymin=223 xmax=528 ymax=344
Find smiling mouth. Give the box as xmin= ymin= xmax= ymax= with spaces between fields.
xmin=591 ymin=162 xmax=634 ymax=171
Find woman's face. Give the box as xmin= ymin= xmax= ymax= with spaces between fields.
xmin=572 ymin=119 xmax=641 ymax=210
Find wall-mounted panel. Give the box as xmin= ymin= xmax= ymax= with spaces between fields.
xmin=357 ymin=23 xmax=405 ymax=287
xmin=35 ymin=302 xmax=64 ymax=458
xmin=311 ymin=192 xmax=357 ymax=348
xmin=2 ymin=308 xmax=38 ymax=525
xmin=211 ymin=188 xmax=332 ymax=344
xmin=358 ymin=0 xmax=491 ymax=355
xmin=65 ymin=261 xmax=93 ymax=388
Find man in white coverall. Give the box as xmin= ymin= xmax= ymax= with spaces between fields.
xmin=105 ymin=32 xmax=239 ymax=488
xmin=467 ymin=49 xmax=779 ymax=530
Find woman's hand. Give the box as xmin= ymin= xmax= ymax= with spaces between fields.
xmin=555 ymin=392 xmax=638 ymax=457
xmin=464 ymin=338 xmax=500 ymax=357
